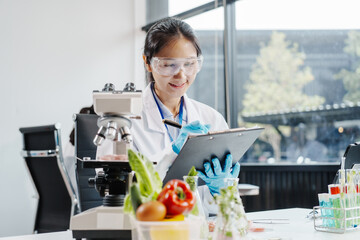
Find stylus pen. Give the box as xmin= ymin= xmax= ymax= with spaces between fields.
xmin=162 ymin=119 xmax=182 ymax=129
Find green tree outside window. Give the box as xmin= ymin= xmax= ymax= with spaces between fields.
xmin=242 ymin=31 xmax=325 ymax=114
xmin=241 ymin=31 xmax=325 ymax=161
xmin=335 ymin=31 xmax=360 ymax=103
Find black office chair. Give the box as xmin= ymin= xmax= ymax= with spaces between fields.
xmin=19 ymin=124 xmax=77 ymax=233
xmin=74 ymin=114 xmax=103 ymax=212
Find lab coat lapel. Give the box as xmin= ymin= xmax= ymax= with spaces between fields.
xmin=142 ymin=84 xmax=167 ymax=135
xmin=183 ymin=94 xmax=201 ymax=123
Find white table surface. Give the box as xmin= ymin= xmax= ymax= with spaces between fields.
xmin=246 ymin=208 xmax=360 ymax=240
xmin=2 ymin=208 xmax=359 ymax=240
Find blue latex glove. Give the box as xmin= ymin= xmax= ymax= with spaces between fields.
xmin=172 ymin=120 xmax=211 ymax=154
xmin=198 ymin=154 xmax=240 ymax=195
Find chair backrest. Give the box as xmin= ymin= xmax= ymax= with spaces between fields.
xmin=19 ymin=124 xmax=76 ymax=233
xmin=74 ymin=114 xmax=103 ymax=212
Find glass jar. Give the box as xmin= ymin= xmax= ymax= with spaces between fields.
xmin=213 ymin=178 xmax=248 ymax=240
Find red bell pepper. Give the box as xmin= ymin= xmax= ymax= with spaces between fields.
xmin=157 ymin=179 xmax=195 ymax=216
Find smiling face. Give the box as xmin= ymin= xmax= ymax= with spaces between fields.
xmin=145 ymin=36 xmax=198 ymax=103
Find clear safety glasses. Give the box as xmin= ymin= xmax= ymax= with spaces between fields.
xmin=150 ymin=56 xmax=203 ymax=77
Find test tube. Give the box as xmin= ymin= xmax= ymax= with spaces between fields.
xmin=346 ymin=169 xmax=358 ymax=228
xmin=338 ymin=169 xmax=346 ymax=185
xmin=344 ymin=183 xmax=353 ymax=228
xmin=355 ymin=170 xmax=360 ymax=226
xmin=329 ymin=184 xmax=344 ymax=229
xmin=318 ymin=193 xmax=332 ymax=227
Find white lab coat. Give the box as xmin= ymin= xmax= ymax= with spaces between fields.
xmin=97 ymin=83 xmax=229 ymax=216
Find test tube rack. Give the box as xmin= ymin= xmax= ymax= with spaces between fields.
xmin=313 ymin=205 xmax=360 ymax=233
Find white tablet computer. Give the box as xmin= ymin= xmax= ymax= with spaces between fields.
xmin=163 ymin=127 xmax=264 ymax=185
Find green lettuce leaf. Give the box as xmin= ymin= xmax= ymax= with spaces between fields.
xmin=123 ymin=194 xmax=133 ymax=214
xmin=127 ymin=149 xmax=162 ymax=198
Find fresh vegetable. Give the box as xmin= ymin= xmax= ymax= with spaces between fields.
xmin=130 ymin=183 xmax=143 ymax=212
xmin=157 ymin=179 xmax=195 ymax=216
xmin=185 ymin=166 xmax=198 ymax=192
xmin=162 ymin=214 xmax=185 ymax=222
xmin=187 ymin=166 xmax=197 ymax=177
xmin=124 ymin=149 xmax=163 ymax=214
xmin=184 ymin=166 xmax=201 ymax=216
xmin=128 ymin=149 xmax=162 ymax=198
xmin=185 ymin=167 xmax=209 ymax=238
xmin=136 ymin=201 xmax=167 ymax=221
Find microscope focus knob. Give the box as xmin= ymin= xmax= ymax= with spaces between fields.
xmin=88 ymin=178 xmax=96 ymax=187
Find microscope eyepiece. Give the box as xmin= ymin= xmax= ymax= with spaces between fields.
xmin=123 ymin=82 xmax=136 ymax=92
xmin=102 ymin=83 xmax=115 ymax=92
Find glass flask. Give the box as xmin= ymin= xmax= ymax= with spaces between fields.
xmin=213 ymin=178 xmax=248 ymax=240
xmin=183 ymin=175 xmax=209 ymax=239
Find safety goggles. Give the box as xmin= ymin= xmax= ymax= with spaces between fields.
xmin=150 ymin=56 xmax=203 ymax=77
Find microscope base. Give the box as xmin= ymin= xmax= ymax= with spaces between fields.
xmin=70 ymin=206 xmax=134 ymax=240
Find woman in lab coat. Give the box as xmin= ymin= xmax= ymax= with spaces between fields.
xmin=98 ymin=17 xmax=239 ymax=216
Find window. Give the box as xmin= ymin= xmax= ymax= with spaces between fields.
xmin=235 ymin=0 xmax=360 ymax=163
xmin=168 ymin=0 xmax=213 ymax=16
xmin=145 ymin=0 xmax=360 ymax=164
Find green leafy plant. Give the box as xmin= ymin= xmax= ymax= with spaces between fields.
xmin=124 ymin=149 xmax=162 ymax=215
xmin=214 ymin=184 xmax=248 ymax=238
xmin=184 ymin=166 xmax=199 ymax=216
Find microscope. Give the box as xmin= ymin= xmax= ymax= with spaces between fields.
xmin=70 ymin=83 xmax=142 ymax=240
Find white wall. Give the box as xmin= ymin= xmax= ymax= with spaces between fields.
xmin=0 ymin=0 xmax=146 ymax=237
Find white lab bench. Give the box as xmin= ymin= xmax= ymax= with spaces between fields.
xmin=246 ymin=208 xmax=360 ymax=240
xmin=2 ymin=208 xmax=359 ymax=240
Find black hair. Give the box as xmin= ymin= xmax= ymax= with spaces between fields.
xmin=69 ymin=105 xmax=95 ymax=146
xmin=143 ymin=17 xmax=202 ymax=83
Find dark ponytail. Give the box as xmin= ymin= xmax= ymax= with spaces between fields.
xmin=143 ymin=17 xmax=202 ymax=83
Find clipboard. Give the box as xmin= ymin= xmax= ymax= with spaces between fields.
xmin=163 ymin=127 xmax=264 ymax=186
